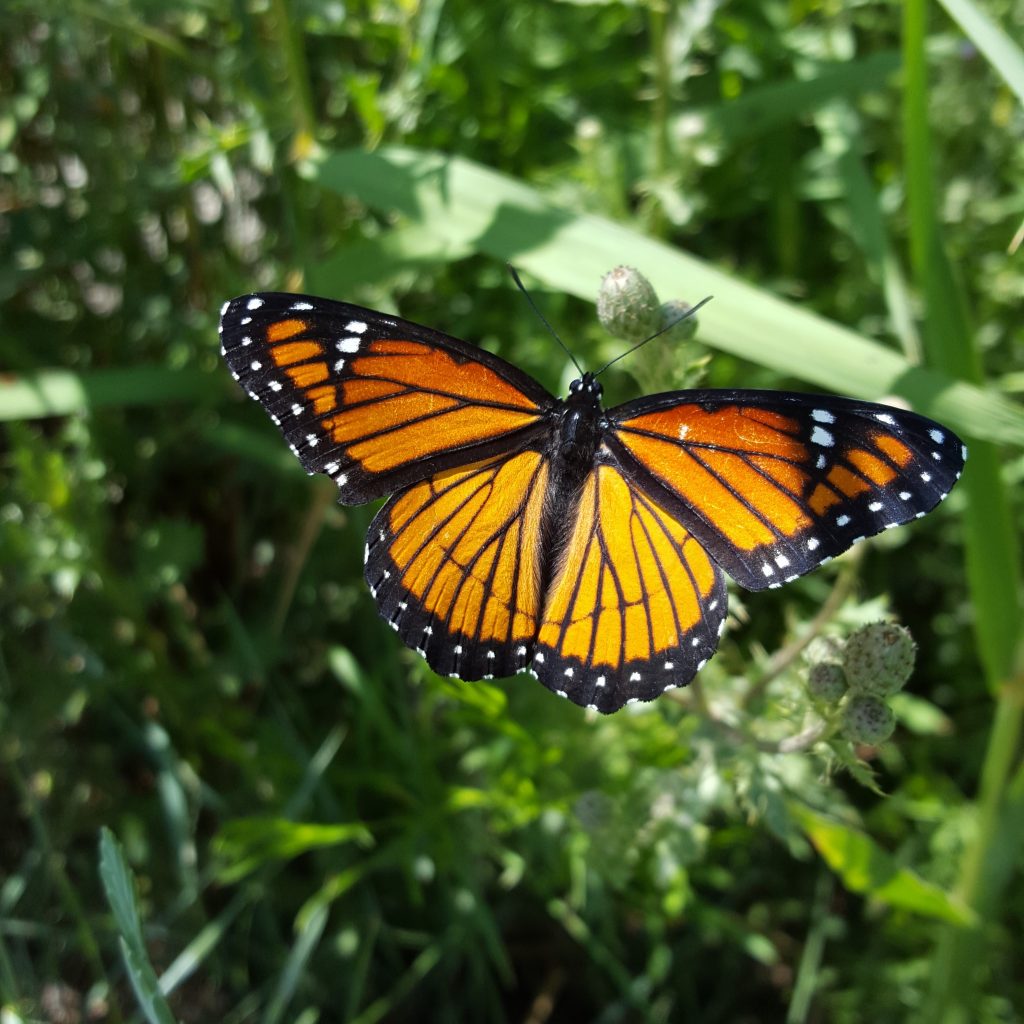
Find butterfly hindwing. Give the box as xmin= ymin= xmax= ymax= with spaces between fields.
xmin=606 ymin=390 xmax=967 ymax=591
xmin=364 ymin=450 xmax=550 ymax=684
xmin=531 ymin=463 xmax=728 ymax=713
xmin=220 ymin=293 xmax=557 ymax=503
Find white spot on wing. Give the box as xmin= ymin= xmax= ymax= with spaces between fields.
xmin=346 ymin=320 xmax=368 ymax=333
xmin=868 ymin=501 xmax=883 ymax=512
xmin=337 ymin=337 xmax=361 ymax=353
xmin=811 ymin=426 xmax=835 ymax=448
xmin=811 ymin=409 xmax=836 ymax=424
xmin=875 ymin=413 xmax=895 ymax=425
xmin=247 ymin=297 xmax=264 ymax=310
xmin=836 ymin=514 xmax=851 ymax=526
xmin=292 ymin=301 xmax=313 ymax=311
xmin=929 ymin=428 xmax=945 ymax=444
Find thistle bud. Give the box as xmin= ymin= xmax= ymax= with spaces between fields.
xmin=807 ymin=662 xmax=847 ymax=704
xmin=658 ymin=299 xmax=700 ymax=342
xmin=597 ymin=266 xmax=661 ymax=341
xmin=841 ymin=694 xmax=896 ymax=745
xmin=843 ymin=623 xmax=916 ymax=698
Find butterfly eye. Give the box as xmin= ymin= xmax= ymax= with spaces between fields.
xmin=569 ymin=379 xmax=581 ymax=393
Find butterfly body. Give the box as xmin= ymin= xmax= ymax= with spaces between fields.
xmin=220 ymin=292 xmax=966 ymax=713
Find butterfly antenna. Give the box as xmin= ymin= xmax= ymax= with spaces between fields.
xmin=594 ymin=294 xmax=714 ymax=378
xmin=508 ymin=265 xmax=585 ymax=377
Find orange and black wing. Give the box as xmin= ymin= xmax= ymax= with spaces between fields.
xmin=364 ymin=450 xmax=550 ymax=684
xmin=530 ymin=463 xmax=728 ymax=713
xmin=220 ymin=293 xmax=556 ymax=504
xmin=605 ymin=390 xmax=967 ymax=591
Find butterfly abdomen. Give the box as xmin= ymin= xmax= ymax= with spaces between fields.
xmin=535 ymin=385 xmax=606 ymax=588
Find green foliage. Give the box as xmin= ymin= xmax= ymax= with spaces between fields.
xmin=1 ymin=1 xmax=1021 ymax=1022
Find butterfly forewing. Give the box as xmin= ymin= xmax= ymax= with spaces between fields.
xmin=606 ymin=390 xmax=967 ymax=591
xmin=220 ymin=293 xmax=556 ymax=504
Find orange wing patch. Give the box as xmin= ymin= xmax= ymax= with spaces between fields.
xmin=610 ymin=395 xmax=966 ymax=592
xmin=614 ymin=406 xmax=815 ymax=552
xmin=365 ymin=451 xmax=550 ymax=684
xmin=530 ymin=464 xmax=727 ymax=713
xmin=220 ymin=293 xmax=554 ymax=504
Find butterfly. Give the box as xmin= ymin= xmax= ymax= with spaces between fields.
xmin=219 ymin=291 xmax=966 ymax=713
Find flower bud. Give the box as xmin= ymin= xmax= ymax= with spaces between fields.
xmin=807 ymin=662 xmax=847 ymax=704
xmin=658 ymin=299 xmax=700 ymax=342
xmin=597 ymin=266 xmax=661 ymax=341
xmin=843 ymin=622 xmax=916 ymax=697
xmin=841 ymin=694 xmax=896 ymax=745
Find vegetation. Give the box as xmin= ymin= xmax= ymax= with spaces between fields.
xmin=1 ymin=0 xmax=1022 ymax=1020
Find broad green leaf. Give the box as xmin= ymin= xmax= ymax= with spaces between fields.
xmin=309 ymin=146 xmax=1024 ymax=449
xmin=790 ymin=805 xmax=975 ymax=926
xmin=0 ymin=367 xmax=221 ymax=421
xmin=214 ymin=817 xmax=374 ymax=884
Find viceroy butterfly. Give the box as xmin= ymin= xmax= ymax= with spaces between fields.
xmin=220 ymin=291 xmax=966 ymax=713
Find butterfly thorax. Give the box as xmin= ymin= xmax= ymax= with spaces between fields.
xmin=556 ymin=373 xmax=604 ymax=471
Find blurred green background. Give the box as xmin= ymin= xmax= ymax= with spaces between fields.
xmin=2 ymin=0 xmax=1022 ymax=1021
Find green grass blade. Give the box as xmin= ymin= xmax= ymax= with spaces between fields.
xmin=157 ymin=892 xmax=249 ymax=999
xmin=262 ymin=904 xmax=329 ymax=1024
xmin=308 ymin=146 xmax=1024 ymax=448
xmin=98 ymin=829 xmax=180 ymax=1024
xmin=902 ymin=1 xmax=1024 ymax=1016
xmin=937 ymin=0 xmax=1024 ymax=105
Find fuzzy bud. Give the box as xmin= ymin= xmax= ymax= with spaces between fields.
xmin=807 ymin=662 xmax=847 ymax=704
xmin=841 ymin=695 xmax=896 ymax=745
xmin=843 ymin=623 xmax=916 ymax=697
xmin=597 ymin=266 xmax=661 ymax=341
xmin=658 ymin=299 xmax=700 ymax=342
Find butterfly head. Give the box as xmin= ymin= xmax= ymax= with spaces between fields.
xmin=567 ymin=373 xmax=603 ymax=406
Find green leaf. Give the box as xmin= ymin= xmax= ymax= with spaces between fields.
xmin=0 ymin=367 xmax=222 ymax=421
xmin=309 ymin=145 xmax=1024 ymax=449
xmin=790 ymin=805 xmax=975 ymax=926
xmin=97 ymin=829 xmax=180 ymax=1024
xmin=214 ymin=817 xmax=374 ymax=884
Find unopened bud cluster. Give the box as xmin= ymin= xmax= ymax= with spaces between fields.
xmin=804 ymin=623 xmax=917 ymax=745
xmin=597 ymin=266 xmax=700 ymax=342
